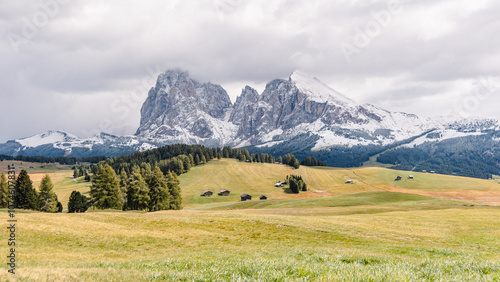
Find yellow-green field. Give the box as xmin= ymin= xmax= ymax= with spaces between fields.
xmin=1 ymin=159 xmax=499 ymax=280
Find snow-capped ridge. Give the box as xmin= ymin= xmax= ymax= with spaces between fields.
xmin=17 ymin=130 xmax=80 ymax=148
xmin=290 ymin=70 xmax=356 ymax=106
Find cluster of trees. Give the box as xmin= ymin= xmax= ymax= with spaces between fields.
xmin=68 ymin=191 xmax=89 ymax=213
xmin=300 ymin=157 xmax=326 ymax=167
xmin=104 ymin=144 xmax=220 ymax=176
xmin=377 ymin=133 xmax=500 ymax=179
xmin=0 ymin=154 xmax=106 ymax=165
xmin=0 ymin=170 xmax=62 ymax=212
xmin=281 ymin=154 xmax=300 ymax=169
xmin=89 ymin=163 xmax=182 ymax=211
xmin=287 ymin=175 xmax=307 ymax=193
xmin=224 ymin=145 xmax=301 ymax=169
xmin=73 ymin=165 xmax=91 ymax=181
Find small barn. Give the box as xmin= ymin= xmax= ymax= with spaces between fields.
xmin=346 ymin=180 xmax=354 ymax=184
xmin=260 ymin=195 xmax=267 ymax=200
xmin=408 ymin=175 xmax=414 ymax=179
xmin=201 ymin=190 xmax=213 ymax=197
xmin=275 ymin=181 xmax=284 ymax=187
xmin=395 ymin=176 xmax=402 ymax=181
xmin=240 ymin=194 xmax=252 ymax=201
xmin=218 ymin=189 xmax=230 ymax=196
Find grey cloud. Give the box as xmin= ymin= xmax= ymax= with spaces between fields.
xmin=0 ymin=0 xmax=499 ymax=142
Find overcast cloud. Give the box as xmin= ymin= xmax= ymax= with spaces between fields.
xmin=1 ymin=0 xmax=499 ymax=142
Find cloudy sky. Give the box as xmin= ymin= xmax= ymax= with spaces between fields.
xmin=1 ymin=0 xmax=499 ymax=142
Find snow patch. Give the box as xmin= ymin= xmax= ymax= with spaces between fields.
xmin=290 ymin=70 xmax=355 ymax=106
xmin=17 ymin=131 xmax=79 ymax=148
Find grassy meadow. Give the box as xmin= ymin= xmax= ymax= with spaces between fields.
xmin=1 ymin=159 xmax=499 ymax=281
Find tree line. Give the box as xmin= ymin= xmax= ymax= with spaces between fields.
xmin=88 ymin=163 xmax=182 ymax=211
xmin=0 ymin=170 xmax=62 ymax=212
xmin=0 ymin=154 xmax=106 ymax=165
xmin=222 ymin=146 xmax=301 ymax=169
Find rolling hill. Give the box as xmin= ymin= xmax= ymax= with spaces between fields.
xmin=178 ymin=158 xmax=500 ymax=208
xmin=2 ymin=158 xmax=500 ymax=280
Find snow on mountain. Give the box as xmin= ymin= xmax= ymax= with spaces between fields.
xmin=3 ymin=69 xmax=498 ymax=159
xmin=17 ymin=130 xmax=80 ymax=148
xmin=290 ymin=70 xmax=355 ymax=106
xmin=134 ymin=69 xmax=499 ymax=151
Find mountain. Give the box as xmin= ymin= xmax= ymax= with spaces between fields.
xmin=137 ymin=69 xmax=442 ymax=149
xmin=1 ymin=69 xmax=498 ymax=178
xmin=135 ymin=69 xmax=236 ymax=147
xmin=0 ymin=131 xmax=159 ymax=158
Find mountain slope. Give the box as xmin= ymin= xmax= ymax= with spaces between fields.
xmin=136 ymin=69 xmax=445 ymax=149
xmin=0 ymin=131 xmax=159 ymax=158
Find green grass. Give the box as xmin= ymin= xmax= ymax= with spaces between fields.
xmin=2 ymin=205 xmax=499 ymax=280
xmin=1 ymin=158 xmax=499 ymax=280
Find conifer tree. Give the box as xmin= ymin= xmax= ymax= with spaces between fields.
xmin=0 ymin=173 xmax=8 ymax=208
xmin=56 ymin=201 xmax=63 ymax=213
xmin=15 ymin=169 xmax=38 ymax=210
xmin=118 ymin=170 xmax=128 ymax=209
xmin=90 ymin=164 xmax=122 ymax=210
xmin=38 ymin=174 xmax=58 ymax=212
xmin=140 ymin=163 xmax=153 ymax=184
xmin=73 ymin=168 xmax=79 ymax=178
xmin=68 ymin=191 xmax=89 ymax=213
xmin=194 ymin=154 xmax=200 ymax=165
xmin=166 ymin=171 xmax=182 ymax=210
xmin=148 ymin=166 xmax=170 ymax=211
xmin=126 ymin=166 xmax=150 ymax=211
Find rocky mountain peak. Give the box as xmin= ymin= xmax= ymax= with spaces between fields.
xmin=289 ymin=70 xmax=355 ymax=106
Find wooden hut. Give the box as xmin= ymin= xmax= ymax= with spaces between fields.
xmin=201 ymin=190 xmax=213 ymax=197
xmin=240 ymin=194 xmax=252 ymax=201
xmin=259 ymin=195 xmax=267 ymax=200
xmin=218 ymin=189 xmax=230 ymax=196
xmin=395 ymin=176 xmax=402 ymax=181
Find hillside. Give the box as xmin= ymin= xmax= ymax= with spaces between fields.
xmin=179 ymin=159 xmax=500 ymax=208
xmin=2 ymin=159 xmax=500 ymax=280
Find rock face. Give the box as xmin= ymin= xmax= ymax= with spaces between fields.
xmin=135 ymin=69 xmax=442 ymax=149
xmin=136 ymin=69 xmax=234 ymax=145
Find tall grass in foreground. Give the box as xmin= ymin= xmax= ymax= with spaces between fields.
xmin=7 ymin=250 xmax=500 ymax=281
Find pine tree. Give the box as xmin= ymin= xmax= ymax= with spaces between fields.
xmin=73 ymin=168 xmax=79 ymax=178
xmin=118 ymin=170 xmax=128 ymax=209
xmin=140 ymin=163 xmax=153 ymax=184
xmin=56 ymin=201 xmax=63 ymax=213
xmin=68 ymin=191 xmax=89 ymax=213
xmin=38 ymin=174 xmax=58 ymax=212
xmin=68 ymin=191 xmax=81 ymax=213
xmin=148 ymin=166 xmax=170 ymax=211
xmin=15 ymin=169 xmax=38 ymax=210
xmin=166 ymin=171 xmax=182 ymax=210
xmin=126 ymin=166 xmax=150 ymax=211
xmin=0 ymin=173 xmax=9 ymax=208
xmin=194 ymin=154 xmax=200 ymax=165
xmin=90 ymin=164 xmax=122 ymax=210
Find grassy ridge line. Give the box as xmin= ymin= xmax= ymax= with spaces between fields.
xmin=179 ymin=159 xmax=500 ymax=208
